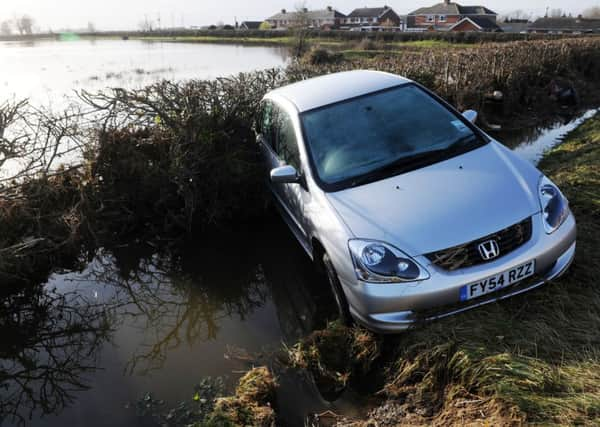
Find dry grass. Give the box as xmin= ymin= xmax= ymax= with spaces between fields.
xmin=204 ymin=367 xmax=277 ymax=426
xmin=285 ymin=321 xmax=382 ymax=400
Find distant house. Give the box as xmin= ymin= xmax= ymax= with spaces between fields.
xmin=266 ymin=6 xmax=346 ymax=29
xmin=344 ymin=6 xmax=403 ymax=29
xmin=407 ymin=0 xmax=498 ymax=31
xmin=528 ymin=16 xmax=600 ymax=34
xmin=239 ymin=21 xmax=262 ymax=30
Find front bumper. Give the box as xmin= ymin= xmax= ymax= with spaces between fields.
xmin=344 ymin=213 xmax=576 ymax=334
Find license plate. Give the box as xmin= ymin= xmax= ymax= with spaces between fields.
xmin=460 ymin=260 xmax=535 ymax=301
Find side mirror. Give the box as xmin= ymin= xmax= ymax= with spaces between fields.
xmin=270 ymin=165 xmax=300 ymax=184
xmin=462 ymin=110 xmax=478 ymax=124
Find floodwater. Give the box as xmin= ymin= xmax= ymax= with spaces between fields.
xmin=1 ymin=40 xmax=598 ymax=426
xmin=2 ymin=216 xmax=338 ymax=427
xmin=0 ymin=39 xmax=289 ymax=105
xmin=494 ymin=108 xmax=599 ymax=165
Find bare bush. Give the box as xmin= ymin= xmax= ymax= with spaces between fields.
xmin=0 ymin=99 xmax=88 ymax=189
xmin=78 ymin=71 xmax=286 ymax=233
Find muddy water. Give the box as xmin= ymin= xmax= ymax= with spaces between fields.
xmin=1 ymin=104 xmax=597 ymax=426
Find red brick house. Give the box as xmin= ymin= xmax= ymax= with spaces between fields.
xmin=407 ymin=0 xmax=498 ymax=31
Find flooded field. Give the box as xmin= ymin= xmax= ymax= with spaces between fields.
xmin=0 ymin=39 xmax=289 ymax=105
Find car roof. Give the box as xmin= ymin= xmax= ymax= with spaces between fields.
xmin=265 ymin=70 xmax=412 ymax=113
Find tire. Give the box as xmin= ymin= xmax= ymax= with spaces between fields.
xmin=322 ymin=253 xmax=353 ymax=325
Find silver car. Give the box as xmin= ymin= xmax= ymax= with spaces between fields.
xmin=255 ymin=70 xmax=576 ymax=333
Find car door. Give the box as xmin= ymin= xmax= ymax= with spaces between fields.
xmin=257 ymin=100 xmax=310 ymax=249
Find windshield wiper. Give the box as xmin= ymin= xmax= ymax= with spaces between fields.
xmin=348 ymin=149 xmax=448 ymax=188
xmin=347 ymin=134 xmax=481 ymax=189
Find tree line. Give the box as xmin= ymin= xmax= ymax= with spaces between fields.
xmin=0 ymin=15 xmax=35 ymax=36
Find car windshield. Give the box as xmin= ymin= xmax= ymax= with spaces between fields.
xmin=301 ymin=84 xmax=485 ymax=189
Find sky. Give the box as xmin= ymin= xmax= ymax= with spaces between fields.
xmin=1 ymin=0 xmax=598 ymax=31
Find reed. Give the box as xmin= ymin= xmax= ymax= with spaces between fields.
xmin=292 ymin=37 xmax=600 ymax=114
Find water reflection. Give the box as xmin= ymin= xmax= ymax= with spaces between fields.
xmin=79 ymin=250 xmax=270 ymax=375
xmin=1 ymin=215 xmax=333 ymax=426
xmin=0 ymin=284 xmax=112 ymax=425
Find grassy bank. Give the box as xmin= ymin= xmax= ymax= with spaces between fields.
xmin=131 ymin=35 xmax=473 ymax=50
xmin=91 ymin=29 xmax=598 ymax=45
xmin=2 ymin=29 xmax=593 ymax=49
xmin=133 ymin=35 xmax=294 ymax=46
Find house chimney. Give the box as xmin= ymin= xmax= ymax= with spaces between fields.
xmin=327 ymin=6 xmax=333 ymax=11
xmin=444 ymin=0 xmax=451 ymax=4
xmin=303 ymin=7 xmax=308 ymax=13
xmin=281 ymin=8 xmax=286 ymax=14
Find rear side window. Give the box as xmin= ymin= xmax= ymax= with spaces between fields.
xmin=273 ymin=107 xmax=301 ymax=170
xmin=259 ymin=100 xmax=301 ymax=170
xmin=258 ymin=100 xmax=275 ymax=148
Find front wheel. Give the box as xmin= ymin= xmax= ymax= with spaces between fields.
xmin=322 ymin=253 xmax=352 ymax=325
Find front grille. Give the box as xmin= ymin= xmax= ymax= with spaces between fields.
xmin=425 ymin=217 xmax=533 ymax=271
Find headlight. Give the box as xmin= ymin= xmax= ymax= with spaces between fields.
xmin=538 ymin=175 xmax=569 ymax=234
xmin=348 ymin=240 xmax=430 ymax=283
